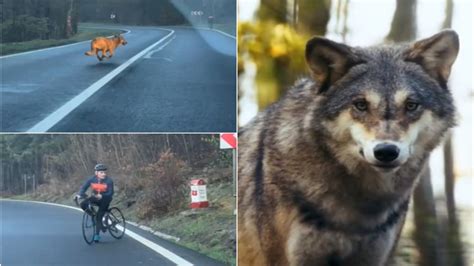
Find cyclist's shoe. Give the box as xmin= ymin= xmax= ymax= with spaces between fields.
xmin=93 ymin=234 xmax=100 ymax=243
xmin=101 ymin=227 xmax=107 ymax=233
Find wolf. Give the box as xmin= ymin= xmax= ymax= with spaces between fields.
xmin=238 ymin=30 xmax=459 ymax=266
xmin=85 ymin=34 xmax=127 ymax=61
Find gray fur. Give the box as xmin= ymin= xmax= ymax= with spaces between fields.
xmin=238 ymin=30 xmax=459 ymax=266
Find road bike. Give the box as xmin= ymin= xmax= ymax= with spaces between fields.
xmin=74 ymin=195 xmax=126 ymax=244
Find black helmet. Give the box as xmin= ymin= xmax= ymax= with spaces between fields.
xmin=94 ymin=164 xmax=107 ymax=171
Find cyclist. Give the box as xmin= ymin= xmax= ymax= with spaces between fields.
xmin=77 ymin=163 xmax=114 ymax=243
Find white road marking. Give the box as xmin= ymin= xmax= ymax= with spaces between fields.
xmin=0 ymin=29 xmax=131 ymax=59
xmin=127 ymin=221 xmax=180 ymax=241
xmin=159 ymin=58 xmax=174 ymax=62
xmin=205 ymin=28 xmax=236 ymax=39
xmin=144 ymin=35 xmax=176 ymax=59
xmin=1 ymin=198 xmax=193 ymax=266
xmin=173 ymin=26 xmax=236 ymax=39
xmin=144 ymin=57 xmax=173 ymax=62
xmin=122 ymin=228 xmax=192 ymax=266
xmin=27 ymin=29 xmax=175 ymax=133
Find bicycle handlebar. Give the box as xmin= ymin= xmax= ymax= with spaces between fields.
xmin=74 ymin=195 xmax=81 ymax=206
xmin=74 ymin=194 xmax=99 ymax=210
xmin=74 ymin=194 xmax=90 ymax=206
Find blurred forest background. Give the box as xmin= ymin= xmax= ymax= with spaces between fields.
xmin=238 ymin=0 xmax=472 ymax=265
xmin=0 ymin=0 xmax=236 ymax=44
xmin=0 ymin=134 xmax=236 ymax=264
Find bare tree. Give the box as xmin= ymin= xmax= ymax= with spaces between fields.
xmin=413 ymin=164 xmax=446 ymax=266
xmin=386 ymin=0 xmax=417 ymax=42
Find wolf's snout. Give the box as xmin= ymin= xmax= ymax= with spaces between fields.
xmin=373 ymin=144 xmax=400 ymax=163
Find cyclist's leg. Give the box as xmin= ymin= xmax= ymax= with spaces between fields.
xmin=102 ymin=197 xmax=113 ymax=232
xmin=80 ymin=197 xmax=94 ymax=216
xmin=96 ymin=196 xmax=112 ymax=234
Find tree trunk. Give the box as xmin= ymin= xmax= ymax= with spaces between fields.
xmin=386 ymin=0 xmax=417 ymax=42
xmin=413 ymin=163 xmax=446 ymax=266
xmin=111 ymin=135 xmax=123 ymax=169
xmin=66 ymin=0 xmax=74 ymax=38
xmin=443 ymin=134 xmax=456 ymax=224
xmin=442 ymin=0 xmax=453 ymax=29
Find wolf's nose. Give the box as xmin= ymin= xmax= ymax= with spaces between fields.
xmin=373 ymin=144 xmax=400 ymax=162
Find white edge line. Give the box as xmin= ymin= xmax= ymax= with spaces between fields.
xmin=27 ymin=29 xmax=175 ymax=133
xmin=128 ymin=221 xmax=180 ymax=242
xmin=175 ymin=26 xmax=236 ymax=39
xmin=144 ymin=35 xmax=176 ymax=59
xmin=0 ymin=198 xmax=193 ymax=266
xmin=0 ymin=28 xmax=132 ymax=59
xmin=209 ymin=29 xmax=236 ymax=39
xmin=138 ymin=225 xmax=180 ymax=242
xmin=124 ymin=230 xmax=192 ymax=266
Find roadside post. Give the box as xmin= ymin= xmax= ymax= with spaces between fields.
xmin=220 ymin=133 xmax=237 ymax=215
xmin=190 ymin=179 xmax=209 ymax=208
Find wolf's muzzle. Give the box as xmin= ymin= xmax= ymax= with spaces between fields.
xmin=373 ymin=143 xmax=400 ymax=163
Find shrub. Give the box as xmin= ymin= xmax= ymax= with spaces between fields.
xmin=125 ymin=150 xmax=190 ymax=219
xmin=0 ymin=15 xmax=49 ymax=43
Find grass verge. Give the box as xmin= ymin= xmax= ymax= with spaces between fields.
xmin=151 ymin=183 xmax=235 ymax=265
xmin=116 ymin=182 xmax=236 ymax=265
xmin=0 ymin=27 xmax=123 ymax=56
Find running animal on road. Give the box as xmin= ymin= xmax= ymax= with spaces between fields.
xmin=85 ymin=34 xmax=127 ymax=61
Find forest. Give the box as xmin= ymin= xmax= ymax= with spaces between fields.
xmin=1 ymin=0 xmax=236 ymax=43
xmin=1 ymin=0 xmax=80 ymax=42
xmin=0 ymin=134 xmax=232 ymax=216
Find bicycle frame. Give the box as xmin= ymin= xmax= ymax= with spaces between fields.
xmin=74 ymin=195 xmax=126 ymax=243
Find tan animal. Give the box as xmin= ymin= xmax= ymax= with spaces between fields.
xmin=85 ymin=34 xmax=127 ymax=61
xmin=238 ymin=30 xmax=459 ymax=266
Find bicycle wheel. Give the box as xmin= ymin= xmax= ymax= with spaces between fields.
xmin=82 ymin=212 xmax=96 ymax=244
xmin=107 ymin=207 xmax=126 ymax=239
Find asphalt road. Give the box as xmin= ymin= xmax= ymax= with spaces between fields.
xmin=0 ymin=25 xmax=236 ymax=132
xmin=0 ymin=199 xmax=225 ymax=266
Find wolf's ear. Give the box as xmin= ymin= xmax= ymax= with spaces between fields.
xmin=405 ymin=30 xmax=459 ymax=87
xmin=305 ymin=37 xmax=362 ymax=92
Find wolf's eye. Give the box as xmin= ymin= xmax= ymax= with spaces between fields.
xmin=405 ymin=101 xmax=419 ymax=112
xmin=353 ymin=100 xmax=368 ymax=112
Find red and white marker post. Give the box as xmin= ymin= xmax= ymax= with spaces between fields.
xmin=220 ymin=133 xmax=237 ymax=214
xmin=220 ymin=133 xmax=237 ymax=149
xmin=190 ymin=179 xmax=209 ymax=208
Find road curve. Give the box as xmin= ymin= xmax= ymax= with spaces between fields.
xmin=1 ymin=24 xmax=236 ymax=132
xmin=0 ymin=199 xmax=225 ymax=266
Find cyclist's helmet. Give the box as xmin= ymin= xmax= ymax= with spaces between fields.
xmin=94 ymin=164 xmax=107 ymax=171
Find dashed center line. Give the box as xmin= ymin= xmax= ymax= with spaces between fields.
xmin=144 ymin=35 xmax=176 ymax=59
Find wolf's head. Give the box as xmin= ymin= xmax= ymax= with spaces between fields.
xmin=114 ymin=34 xmax=128 ymax=46
xmin=305 ymin=30 xmax=459 ymax=175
